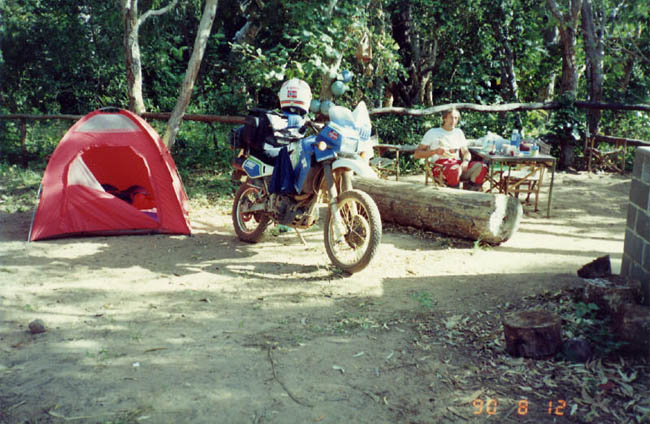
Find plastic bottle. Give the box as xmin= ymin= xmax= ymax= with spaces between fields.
xmin=510 ymin=129 xmax=520 ymax=149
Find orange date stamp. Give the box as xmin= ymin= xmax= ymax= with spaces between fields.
xmin=472 ymin=398 xmax=569 ymax=416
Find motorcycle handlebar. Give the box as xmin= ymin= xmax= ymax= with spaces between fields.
xmin=302 ymin=120 xmax=324 ymax=134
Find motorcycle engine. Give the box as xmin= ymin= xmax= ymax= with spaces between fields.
xmin=271 ymin=194 xmax=318 ymax=228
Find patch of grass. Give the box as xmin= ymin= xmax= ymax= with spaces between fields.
xmin=471 ymin=238 xmax=491 ymax=254
xmin=0 ymin=163 xmax=42 ymax=213
xmin=411 ymin=291 xmax=436 ymax=310
xmin=180 ymin=169 xmax=236 ymax=208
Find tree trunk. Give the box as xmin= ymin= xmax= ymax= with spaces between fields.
xmin=122 ymin=0 xmax=146 ymax=115
xmin=388 ymin=2 xmax=435 ymax=107
xmin=163 ymin=0 xmax=218 ymax=148
xmin=122 ymin=0 xmax=178 ymax=116
xmin=233 ymin=0 xmax=264 ymax=46
xmin=581 ymin=0 xmax=604 ymax=137
xmin=320 ymin=55 xmax=343 ymax=104
xmin=538 ymin=25 xmax=560 ymax=102
xmin=557 ymin=25 xmax=579 ymax=94
xmin=490 ymin=18 xmax=519 ymax=102
xmin=353 ymin=177 xmax=522 ymax=245
xmin=546 ymin=0 xmax=583 ymax=169
xmin=546 ymin=0 xmax=583 ymax=95
xmin=620 ymin=56 xmax=635 ymax=93
xmin=230 ymin=0 xmax=265 ymax=112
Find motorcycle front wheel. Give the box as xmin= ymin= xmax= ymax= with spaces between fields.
xmin=232 ymin=183 xmax=270 ymax=243
xmin=324 ymin=189 xmax=382 ymax=273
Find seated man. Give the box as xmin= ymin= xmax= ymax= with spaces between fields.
xmin=414 ymin=107 xmax=487 ymax=190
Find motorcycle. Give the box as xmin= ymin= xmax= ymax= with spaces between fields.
xmin=229 ymin=101 xmax=382 ymax=273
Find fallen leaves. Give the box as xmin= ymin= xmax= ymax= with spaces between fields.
xmin=411 ymin=288 xmax=650 ymax=423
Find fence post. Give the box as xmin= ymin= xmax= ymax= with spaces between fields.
xmin=585 ymin=127 xmax=594 ymax=173
xmin=19 ymin=118 xmax=28 ymax=168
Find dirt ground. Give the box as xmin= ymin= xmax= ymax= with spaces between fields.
xmin=1 ymin=171 xmax=648 ymax=424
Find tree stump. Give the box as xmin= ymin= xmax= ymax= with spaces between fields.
xmin=613 ymin=304 xmax=650 ymax=357
xmin=353 ymin=177 xmax=522 ymax=244
xmin=577 ymin=255 xmax=612 ymax=279
xmin=581 ymin=275 xmax=641 ymax=316
xmin=503 ymin=310 xmax=562 ymax=358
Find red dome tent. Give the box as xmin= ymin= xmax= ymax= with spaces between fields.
xmin=29 ymin=108 xmax=191 ymax=241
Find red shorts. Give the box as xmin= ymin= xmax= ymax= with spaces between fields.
xmin=431 ymin=159 xmax=487 ymax=187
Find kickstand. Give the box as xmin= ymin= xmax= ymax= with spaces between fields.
xmin=294 ymin=227 xmax=307 ymax=245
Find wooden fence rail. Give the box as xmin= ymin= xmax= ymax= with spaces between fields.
xmin=1 ymin=101 xmax=648 ymax=168
xmin=0 ymin=113 xmax=245 ymax=124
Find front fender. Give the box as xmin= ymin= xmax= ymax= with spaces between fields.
xmin=332 ymin=158 xmax=378 ymax=179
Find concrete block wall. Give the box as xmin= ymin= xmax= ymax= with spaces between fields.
xmin=622 ymin=147 xmax=650 ymax=305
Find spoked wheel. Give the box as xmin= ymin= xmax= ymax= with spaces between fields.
xmin=232 ymin=184 xmax=270 ymax=243
xmin=324 ymin=189 xmax=382 ymax=273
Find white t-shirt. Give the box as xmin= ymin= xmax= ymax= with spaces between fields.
xmin=421 ymin=127 xmax=467 ymax=162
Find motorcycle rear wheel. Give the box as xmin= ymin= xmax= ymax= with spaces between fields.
xmin=324 ymin=189 xmax=382 ymax=273
xmin=232 ymin=184 xmax=270 ymax=243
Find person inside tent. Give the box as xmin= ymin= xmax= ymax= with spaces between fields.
xmin=414 ymin=107 xmax=487 ymax=191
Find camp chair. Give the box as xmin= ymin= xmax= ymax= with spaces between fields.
xmin=369 ymin=156 xmax=397 ymax=180
xmin=424 ymin=157 xmax=446 ymax=187
xmin=500 ymin=163 xmax=545 ymax=211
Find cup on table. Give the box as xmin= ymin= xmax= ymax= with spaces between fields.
xmin=531 ymin=144 xmax=539 ymax=156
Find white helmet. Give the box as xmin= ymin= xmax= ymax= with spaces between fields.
xmin=278 ymin=78 xmax=312 ymax=115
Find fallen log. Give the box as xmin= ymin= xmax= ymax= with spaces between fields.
xmin=353 ymin=177 xmax=522 ymax=244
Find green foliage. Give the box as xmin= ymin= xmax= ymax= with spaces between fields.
xmin=542 ymin=93 xmax=587 ymax=167
xmin=572 ymin=302 xmax=599 ymax=325
xmin=565 ymin=302 xmax=627 ymax=356
xmin=179 ymin=170 xmax=236 ymax=208
xmin=0 ymin=120 xmax=68 ymax=168
xmin=167 ymin=121 xmax=233 ymax=171
xmin=1 ymin=0 xmax=649 ymax=175
xmin=0 ymin=1 xmax=125 ymax=113
xmin=373 ymin=114 xmax=433 ymax=146
xmin=219 ymin=0 xmax=403 ymax=111
xmin=411 ymin=291 xmax=436 ymax=310
xmin=548 ymin=94 xmax=584 ymax=141
xmin=0 ymin=163 xmax=42 ymax=213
